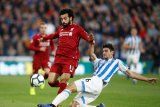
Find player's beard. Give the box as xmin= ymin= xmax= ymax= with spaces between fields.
xmin=62 ymin=20 xmax=71 ymax=28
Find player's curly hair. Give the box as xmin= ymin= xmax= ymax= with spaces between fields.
xmin=103 ymin=43 xmax=114 ymax=51
xmin=59 ymin=8 xmax=74 ymax=20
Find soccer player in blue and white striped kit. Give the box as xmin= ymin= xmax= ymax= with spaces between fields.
xmin=123 ymin=27 xmax=144 ymax=83
xmin=38 ymin=41 xmax=157 ymax=107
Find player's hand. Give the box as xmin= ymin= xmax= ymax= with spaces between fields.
xmin=146 ymin=78 xmax=158 ymax=84
xmin=89 ymin=33 xmax=94 ymax=44
xmin=40 ymin=47 xmax=46 ymax=52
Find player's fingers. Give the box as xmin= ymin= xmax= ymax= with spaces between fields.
xmin=89 ymin=35 xmax=94 ymax=39
xmin=151 ymin=79 xmax=157 ymax=84
xmin=89 ymin=34 xmax=94 ymax=40
xmin=153 ymin=78 xmax=158 ymax=84
xmin=89 ymin=33 xmax=94 ymax=36
xmin=148 ymin=79 xmax=154 ymax=84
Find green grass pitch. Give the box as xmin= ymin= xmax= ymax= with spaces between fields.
xmin=0 ymin=74 xmax=160 ymax=107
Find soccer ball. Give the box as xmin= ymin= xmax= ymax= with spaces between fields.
xmin=31 ymin=74 xmax=44 ymax=87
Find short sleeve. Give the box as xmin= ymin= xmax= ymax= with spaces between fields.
xmin=118 ymin=59 xmax=128 ymax=73
xmin=91 ymin=58 xmax=102 ymax=70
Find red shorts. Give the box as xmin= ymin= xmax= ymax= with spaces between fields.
xmin=50 ymin=63 xmax=77 ymax=77
xmin=33 ymin=59 xmax=50 ymax=73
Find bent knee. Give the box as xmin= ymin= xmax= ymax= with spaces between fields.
xmin=48 ymin=78 xmax=56 ymax=86
xmin=60 ymin=75 xmax=71 ymax=82
xmin=48 ymin=78 xmax=53 ymax=84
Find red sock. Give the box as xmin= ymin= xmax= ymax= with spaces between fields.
xmin=48 ymin=80 xmax=60 ymax=87
xmin=57 ymin=82 xmax=67 ymax=94
xmin=44 ymin=73 xmax=48 ymax=79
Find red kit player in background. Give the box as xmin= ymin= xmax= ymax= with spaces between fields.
xmin=28 ymin=22 xmax=55 ymax=95
xmin=41 ymin=9 xmax=94 ymax=96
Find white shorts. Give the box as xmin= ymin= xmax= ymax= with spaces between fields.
xmin=74 ymin=76 xmax=103 ymax=104
xmin=126 ymin=53 xmax=140 ymax=64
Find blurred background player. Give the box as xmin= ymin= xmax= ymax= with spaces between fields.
xmin=28 ymin=22 xmax=55 ymax=95
xmin=123 ymin=27 xmax=144 ymax=84
xmin=41 ymin=8 xmax=94 ymax=97
xmin=37 ymin=42 xmax=157 ymax=107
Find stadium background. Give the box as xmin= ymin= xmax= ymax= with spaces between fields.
xmin=0 ymin=0 xmax=160 ymax=107
xmin=0 ymin=0 xmax=160 ymax=75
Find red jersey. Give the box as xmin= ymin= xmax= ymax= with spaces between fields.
xmin=29 ymin=34 xmax=55 ymax=60
xmin=44 ymin=23 xmax=91 ymax=61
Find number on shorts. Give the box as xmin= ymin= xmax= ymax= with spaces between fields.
xmin=85 ymin=79 xmax=91 ymax=82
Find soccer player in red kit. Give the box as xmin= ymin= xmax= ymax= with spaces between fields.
xmin=41 ymin=8 xmax=94 ymax=96
xmin=28 ymin=22 xmax=55 ymax=95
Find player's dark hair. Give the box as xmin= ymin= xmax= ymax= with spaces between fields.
xmin=103 ymin=43 xmax=114 ymax=51
xmin=60 ymin=8 xmax=74 ymax=20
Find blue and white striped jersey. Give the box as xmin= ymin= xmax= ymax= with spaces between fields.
xmin=92 ymin=58 xmax=128 ymax=83
xmin=124 ymin=35 xmax=141 ymax=54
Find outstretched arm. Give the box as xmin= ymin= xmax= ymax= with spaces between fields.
xmin=126 ymin=70 xmax=158 ymax=84
xmin=88 ymin=40 xmax=97 ymax=61
xmin=78 ymin=26 xmax=94 ymax=43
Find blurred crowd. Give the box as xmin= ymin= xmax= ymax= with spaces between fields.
xmin=0 ymin=0 xmax=160 ymax=70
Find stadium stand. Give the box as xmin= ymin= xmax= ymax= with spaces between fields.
xmin=0 ymin=0 xmax=159 ymax=72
